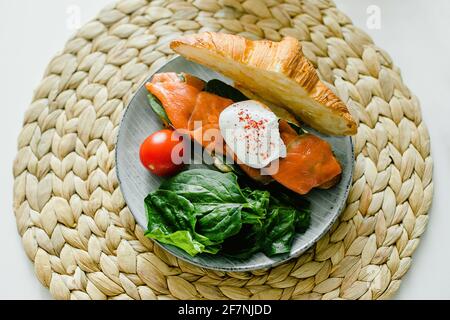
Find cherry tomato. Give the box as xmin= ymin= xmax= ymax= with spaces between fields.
xmin=139 ymin=129 xmax=185 ymax=177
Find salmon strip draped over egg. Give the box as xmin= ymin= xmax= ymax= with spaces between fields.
xmin=145 ymin=72 xmax=342 ymax=195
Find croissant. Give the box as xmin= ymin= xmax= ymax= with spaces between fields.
xmin=170 ymin=32 xmax=357 ymax=136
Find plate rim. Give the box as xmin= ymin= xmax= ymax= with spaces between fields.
xmin=115 ymin=55 xmax=355 ymax=271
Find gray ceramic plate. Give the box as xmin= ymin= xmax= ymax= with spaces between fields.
xmin=116 ymin=56 xmax=354 ymax=271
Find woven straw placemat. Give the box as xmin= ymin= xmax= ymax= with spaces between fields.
xmin=12 ymin=0 xmax=433 ymax=300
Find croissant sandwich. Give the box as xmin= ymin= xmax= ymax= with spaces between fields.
xmin=170 ymin=32 xmax=357 ymax=136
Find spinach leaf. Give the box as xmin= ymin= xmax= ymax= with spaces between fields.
xmin=144 ymin=191 xmax=206 ymax=256
xmin=205 ymin=79 xmax=249 ymax=102
xmin=145 ymin=189 xmax=222 ymax=255
xmin=197 ymin=204 xmax=243 ymax=242
xmin=221 ymin=224 xmax=263 ymax=258
xmin=260 ymin=207 xmax=296 ymax=256
xmin=223 ymin=190 xmax=311 ymax=257
xmin=147 ymin=93 xmax=171 ymax=127
xmin=241 ymin=188 xmax=269 ymax=225
xmin=242 ymin=188 xmax=270 ymax=216
xmin=160 ymin=169 xmax=245 ymax=204
xmin=294 ymin=207 xmax=311 ymax=232
xmin=147 ymin=190 xmax=195 ymax=231
xmin=145 ymin=229 xmax=207 ymax=256
xmin=288 ymin=122 xmax=307 ymax=135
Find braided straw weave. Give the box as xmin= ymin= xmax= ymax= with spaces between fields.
xmin=12 ymin=0 xmax=433 ymax=300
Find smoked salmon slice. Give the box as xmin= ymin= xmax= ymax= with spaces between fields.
xmin=189 ymin=92 xmax=233 ymax=155
xmin=146 ymin=72 xmax=342 ymax=195
xmin=188 ymin=92 xmax=233 ymax=132
xmin=273 ymin=131 xmax=342 ymax=194
xmin=145 ymin=81 xmax=200 ymax=129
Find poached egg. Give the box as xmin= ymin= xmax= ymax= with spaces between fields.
xmin=219 ymin=100 xmax=287 ymax=169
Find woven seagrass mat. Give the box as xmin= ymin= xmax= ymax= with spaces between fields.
xmin=12 ymin=0 xmax=433 ymax=300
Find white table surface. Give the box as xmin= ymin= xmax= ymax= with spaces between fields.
xmin=1 ymin=0 xmax=449 ymax=300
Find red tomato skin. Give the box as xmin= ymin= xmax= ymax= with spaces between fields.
xmin=139 ymin=129 xmax=185 ymax=177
